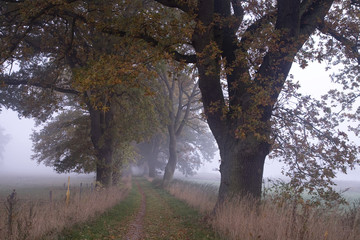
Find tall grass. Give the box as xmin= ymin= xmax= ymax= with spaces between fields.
xmin=0 ymin=180 xmax=131 ymax=240
xmin=167 ymin=179 xmax=217 ymax=214
xmin=167 ymin=180 xmax=360 ymax=240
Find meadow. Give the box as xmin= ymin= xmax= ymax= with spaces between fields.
xmin=1 ymin=173 xmax=360 ymax=240
xmin=176 ymin=172 xmax=360 ymax=203
xmin=0 ymin=174 xmax=129 ymax=240
xmin=167 ymin=178 xmax=360 ymax=240
xmin=0 ymin=174 xmax=95 ymax=200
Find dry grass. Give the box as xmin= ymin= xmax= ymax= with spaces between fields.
xmin=0 ymin=178 xmax=131 ymax=240
xmin=213 ymin=197 xmax=360 ymax=240
xmin=167 ymin=179 xmax=217 ymax=214
xmin=167 ymin=180 xmax=360 ymax=240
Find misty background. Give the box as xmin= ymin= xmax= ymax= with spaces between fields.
xmin=0 ymin=62 xmax=359 ymax=182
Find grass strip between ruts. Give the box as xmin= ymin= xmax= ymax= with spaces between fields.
xmin=139 ymin=179 xmax=221 ymax=240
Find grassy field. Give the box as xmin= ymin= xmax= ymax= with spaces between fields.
xmin=2 ymin=172 xmax=359 ymax=202
xmin=0 ymin=174 xmax=95 ymax=200
xmin=0 ymin=174 xmax=127 ymax=240
xmin=175 ymin=172 xmax=360 ymax=202
xmin=167 ymin=178 xmax=360 ymax=240
xmin=1 ymin=174 xmax=360 ymax=239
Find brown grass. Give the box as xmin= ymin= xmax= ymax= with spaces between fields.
xmin=167 ymin=180 xmax=217 ymax=214
xmin=167 ymin=180 xmax=360 ymax=240
xmin=0 ymin=178 xmax=131 ymax=240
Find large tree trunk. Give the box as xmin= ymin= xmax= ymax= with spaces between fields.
xmin=162 ymin=125 xmax=177 ymax=186
xmin=148 ymin=145 xmax=160 ymax=178
xmin=112 ymin=155 xmax=122 ymax=186
xmin=148 ymin=135 xmax=161 ymax=178
xmin=89 ymin=105 xmax=115 ymax=187
xmin=95 ymin=143 xmax=113 ymax=187
xmin=217 ymin=134 xmax=270 ymax=203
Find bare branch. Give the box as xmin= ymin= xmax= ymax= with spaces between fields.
xmin=172 ymin=51 xmax=197 ymax=63
xmin=318 ymin=24 xmax=360 ymax=65
xmin=1 ymin=77 xmax=79 ymax=95
xmin=174 ymin=78 xmax=184 ymax=128
xmin=176 ymin=79 xmax=198 ymax=136
xmin=152 ymin=0 xmax=193 ymax=13
xmin=101 ymin=28 xmax=197 ymax=63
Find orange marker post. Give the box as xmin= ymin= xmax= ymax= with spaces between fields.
xmin=66 ymin=176 xmax=70 ymax=206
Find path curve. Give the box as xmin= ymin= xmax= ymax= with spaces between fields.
xmin=123 ymin=183 xmax=146 ymax=240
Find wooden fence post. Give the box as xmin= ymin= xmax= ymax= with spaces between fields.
xmin=5 ymin=189 xmax=18 ymax=238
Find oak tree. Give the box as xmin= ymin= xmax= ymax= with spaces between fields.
xmin=147 ymin=0 xmax=360 ymax=204
xmin=31 ymin=108 xmax=96 ymax=173
xmin=0 ymin=0 xmax=160 ymax=186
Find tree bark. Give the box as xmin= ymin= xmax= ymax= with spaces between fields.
xmin=162 ymin=125 xmax=177 ymax=186
xmin=94 ymin=145 xmax=113 ymax=187
xmin=217 ymin=134 xmax=270 ymax=202
xmin=88 ymin=105 xmax=115 ymax=187
xmin=112 ymin=168 xmax=120 ymax=186
xmin=148 ymin=139 xmax=161 ymax=178
xmin=112 ymin=156 xmax=122 ymax=186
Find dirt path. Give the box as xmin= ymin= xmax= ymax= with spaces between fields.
xmin=60 ymin=179 xmax=219 ymax=239
xmin=123 ymin=179 xmax=220 ymax=240
xmin=123 ymin=183 xmax=146 ymax=240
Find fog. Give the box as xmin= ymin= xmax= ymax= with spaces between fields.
xmin=0 ymin=109 xmax=93 ymax=179
xmin=0 ymin=109 xmax=290 ymax=179
xmin=0 ymin=62 xmax=359 ymax=183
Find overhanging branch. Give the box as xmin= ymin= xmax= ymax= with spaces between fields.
xmin=318 ymin=24 xmax=360 ymax=65
xmin=172 ymin=51 xmax=196 ymax=63
xmin=1 ymin=77 xmax=79 ymax=95
xmin=101 ymin=27 xmax=197 ymax=63
xmin=152 ymin=0 xmax=193 ymax=13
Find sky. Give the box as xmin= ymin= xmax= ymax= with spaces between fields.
xmin=0 ymin=62 xmax=359 ymax=182
xmin=0 ymin=109 xmax=57 ymax=175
